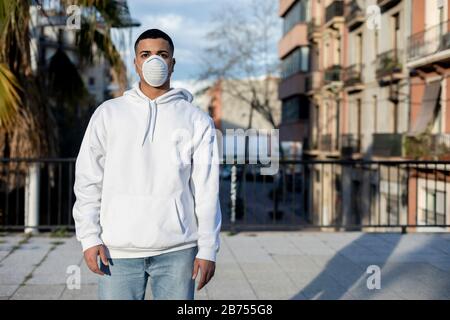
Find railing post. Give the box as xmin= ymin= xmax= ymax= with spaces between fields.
xmin=25 ymin=162 xmax=40 ymax=235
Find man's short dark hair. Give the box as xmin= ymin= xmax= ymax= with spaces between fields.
xmin=134 ymin=29 xmax=174 ymax=55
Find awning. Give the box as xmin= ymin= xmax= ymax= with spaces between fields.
xmin=409 ymin=80 xmax=441 ymax=135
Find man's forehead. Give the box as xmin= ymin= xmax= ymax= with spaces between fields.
xmin=137 ymin=38 xmax=171 ymax=53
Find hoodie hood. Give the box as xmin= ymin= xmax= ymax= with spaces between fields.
xmin=123 ymin=81 xmax=194 ymax=146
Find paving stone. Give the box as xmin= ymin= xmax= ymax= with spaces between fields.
xmin=10 ymin=284 xmax=65 ymax=300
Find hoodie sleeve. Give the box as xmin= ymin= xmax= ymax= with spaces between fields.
xmin=72 ymin=106 xmax=107 ymax=252
xmin=189 ymin=116 xmax=222 ymax=262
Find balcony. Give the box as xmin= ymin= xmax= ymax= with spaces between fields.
xmin=341 ymin=134 xmax=361 ymax=158
xmin=345 ymin=0 xmax=365 ymax=31
xmin=325 ymin=0 xmax=345 ymax=28
xmin=377 ymin=0 xmax=401 ymax=12
xmin=408 ymin=20 xmax=450 ymax=69
xmin=324 ymin=65 xmax=343 ymax=87
xmin=320 ymin=134 xmax=333 ymax=152
xmin=343 ymin=64 xmax=364 ymax=92
xmin=375 ymin=49 xmax=404 ymax=84
xmin=372 ymin=133 xmax=405 ymax=158
xmin=404 ymin=133 xmax=450 ymax=160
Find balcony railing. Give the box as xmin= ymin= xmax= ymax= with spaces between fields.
xmin=376 ymin=49 xmax=403 ymax=80
xmin=341 ymin=133 xmax=361 ymax=157
xmin=408 ymin=20 xmax=450 ymax=62
xmin=343 ymin=64 xmax=363 ymax=87
xmin=372 ymin=133 xmax=405 ymax=157
xmin=345 ymin=0 xmax=365 ymax=29
xmin=324 ymin=65 xmax=343 ymax=84
xmin=320 ymin=134 xmax=334 ymax=152
xmin=404 ymin=133 xmax=450 ymax=160
xmin=325 ymin=0 xmax=344 ymax=24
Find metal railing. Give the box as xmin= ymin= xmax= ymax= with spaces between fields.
xmin=324 ymin=65 xmax=343 ymax=84
xmin=376 ymin=49 xmax=403 ymax=79
xmin=343 ymin=64 xmax=364 ymax=87
xmin=408 ymin=20 xmax=450 ymax=61
xmin=341 ymin=133 xmax=361 ymax=157
xmin=0 ymin=158 xmax=449 ymax=233
xmin=372 ymin=133 xmax=405 ymax=157
xmin=320 ymin=134 xmax=334 ymax=152
xmin=345 ymin=0 xmax=364 ymax=25
xmin=0 ymin=158 xmax=75 ymax=231
xmin=221 ymin=160 xmax=450 ymax=232
xmin=325 ymin=0 xmax=344 ymax=24
xmin=404 ymin=133 xmax=450 ymax=159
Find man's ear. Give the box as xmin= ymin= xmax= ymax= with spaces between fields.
xmin=171 ymin=58 xmax=176 ymax=73
xmin=134 ymin=57 xmax=139 ymax=74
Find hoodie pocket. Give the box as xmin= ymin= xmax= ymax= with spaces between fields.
xmin=101 ymin=194 xmax=187 ymax=249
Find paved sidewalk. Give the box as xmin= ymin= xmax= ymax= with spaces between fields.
xmin=1 ymin=231 xmax=450 ymax=300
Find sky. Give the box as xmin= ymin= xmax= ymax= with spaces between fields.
xmin=119 ymin=0 xmax=281 ymax=92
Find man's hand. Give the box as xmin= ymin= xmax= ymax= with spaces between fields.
xmin=192 ymin=258 xmax=215 ymax=291
xmin=84 ymin=244 xmax=108 ymax=276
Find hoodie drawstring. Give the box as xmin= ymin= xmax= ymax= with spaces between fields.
xmin=124 ymin=82 xmax=193 ymax=147
xmin=142 ymin=100 xmax=157 ymax=146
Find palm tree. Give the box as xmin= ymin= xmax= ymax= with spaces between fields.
xmin=0 ymin=0 xmax=132 ymax=158
xmin=0 ymin=0 xmax=136 ymax=225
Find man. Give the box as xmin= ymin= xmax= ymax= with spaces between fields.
xmin=72 ymin=29 xmax=222 ymax=300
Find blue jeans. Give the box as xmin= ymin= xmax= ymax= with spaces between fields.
xmin=98 ymin=246 xmax=197 ymax=300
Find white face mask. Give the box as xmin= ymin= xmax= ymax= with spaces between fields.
xmin=138 ymin=55 xmax=169 ymax=87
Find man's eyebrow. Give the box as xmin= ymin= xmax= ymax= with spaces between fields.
xmin=139 ymin=50 xmax=169 ymax=54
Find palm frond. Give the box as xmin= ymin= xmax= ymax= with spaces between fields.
xmin=77 ymin=20 xmax=126 ymax=89
xmin=0 ymin=64 xmax=21 ymax=130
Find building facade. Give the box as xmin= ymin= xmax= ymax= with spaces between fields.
xmin=278 ymin=0 xmax=450 ymax=230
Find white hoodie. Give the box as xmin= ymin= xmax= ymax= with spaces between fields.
xmin=72 ymin=82 xmax=222 ymax=262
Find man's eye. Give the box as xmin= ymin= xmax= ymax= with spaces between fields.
xmin=160 ymin=54 xmax=168 ymax=58
xmin=141 ymin=54 xmax=149 ymax=58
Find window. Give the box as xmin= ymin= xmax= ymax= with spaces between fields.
xmin=281 ymin=95 xmax=310 ymax=123
xmin=281 ymin=46 xmax=310 ymax=78
xmin=283 ymin=0 xmax=309 ymax=35
xmin=374 ymin=30 xmax=379 ymax=56
xmin=392 ymin=13 xmax=400 ymax=49
xmin=356 ymin=33 xmax=363 ymax=65
xmin=356 ymin=98 xmax=362 ymax=143
xmin=420 ymin=189 xmax=446 ymax=225
xmin=373 ymin=95 xmax=378 ymax=133
xmin=433 ymin=101 xmax=443 ymax=133
xmin=439 ymin=4 xmax=444 ymax=28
